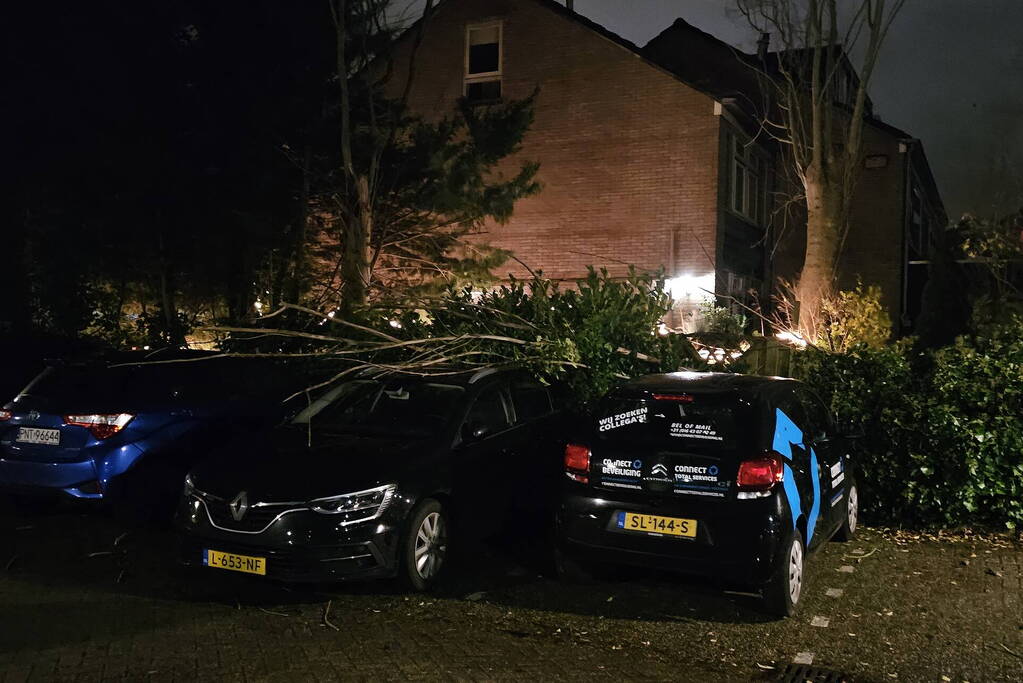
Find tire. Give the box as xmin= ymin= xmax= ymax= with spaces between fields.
xmin=833 ymin=480 xmax=859 ymax=542
xmin=762 ymin=529 xmax=805 ymax=618
xmin=111 ymin=459 xmax=187 ymax=527
xmin=398 ymin=499 xmax=449 ymax=592
xmin=553 ymin=544 xmax=595 ymax=583
xmin=7 ymin=493 xmax=49 ymax=515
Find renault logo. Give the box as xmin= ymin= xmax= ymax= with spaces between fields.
xmin=651 ymin=463 xmax=669 ymax=476
xmin=229 ymin=491 xmax=249 ymax=521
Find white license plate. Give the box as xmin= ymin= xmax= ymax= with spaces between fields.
xmin=16 ymin=427 xmax=61 ymax=446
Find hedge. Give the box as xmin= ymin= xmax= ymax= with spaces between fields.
xmin=795 ymin=319 xmax=1023 ymax=530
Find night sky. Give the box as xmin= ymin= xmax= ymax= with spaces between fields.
xmin=572 ymin=0 xmax=1023 ymax=219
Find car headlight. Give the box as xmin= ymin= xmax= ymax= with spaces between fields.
xmin=307 ymin=484 xmax=396 ymax=523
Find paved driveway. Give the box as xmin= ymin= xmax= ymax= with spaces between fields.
xmin=0 ymin=505 xmax=1020 ymax=682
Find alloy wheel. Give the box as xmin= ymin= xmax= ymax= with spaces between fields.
xmin=788 ymin=538 xmax=804 ymax=605
xmin=847 ymin=485 xmax=859 ymax=534
xmin=414 ymin=511 xmax=446 ymax=580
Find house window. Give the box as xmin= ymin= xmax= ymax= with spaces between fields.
xmin=725 ymin=130 xmax=767 ymax=225
xmin=465 ymin=22 xmax=502 ymax=102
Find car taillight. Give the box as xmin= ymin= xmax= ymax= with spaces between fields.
xmin=64 ymin=413 xmax=134 ymax=439
xmin=0 ymin=410 xmax=11 ymax=421
xmin=737 ymin=452 xmax=784 ymax=491
xmin=652 ymin=393 xmax=694 ymax=403
xmin=564 ymin=443 xmax=591 ymax=483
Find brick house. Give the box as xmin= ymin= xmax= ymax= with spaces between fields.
xmin=387 ymin=0 xmax=946 ymax=331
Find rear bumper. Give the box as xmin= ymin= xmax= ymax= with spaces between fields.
xmin=0 ymin=457 xmax=104 ymax=499
xmin=556 ymin=491 xmax=787 ymax=586
xmin=0 ymin=441 xmax=150 ymax=500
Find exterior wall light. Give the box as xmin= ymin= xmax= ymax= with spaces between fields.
xmin=665 ymin=273 xmax=715 ymax=302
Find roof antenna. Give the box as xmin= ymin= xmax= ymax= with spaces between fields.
xmin=757 ymin=32 xmax=770 ymax=61
xmin=566 ymin=0 xmax=574 ymax=10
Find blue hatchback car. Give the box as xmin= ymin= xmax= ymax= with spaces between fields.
xmin=0 ymin=354 xmax=313 ymax=516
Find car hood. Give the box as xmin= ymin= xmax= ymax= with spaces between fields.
xmin=189 ymin=427 xmax=439 ymax=501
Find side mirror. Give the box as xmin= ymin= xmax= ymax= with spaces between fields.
xmin=462 ymin=422 xmax=490 ymax=443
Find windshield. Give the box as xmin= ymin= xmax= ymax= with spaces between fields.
xmin=596 ymin=392 xmax=746 ymax=450
xmin=291 ymin=379 xmax=464 ymax=439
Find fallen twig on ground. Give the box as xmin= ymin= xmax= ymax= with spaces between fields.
xmin=258 ymin=607 xmax=289 ymax=617
xmin=997 ymin=643 xmax=1022 ymax=659
xmin=323 ymin=600 xmax=339 ymax=631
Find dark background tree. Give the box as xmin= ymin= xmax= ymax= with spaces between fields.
xmin=735 ymin=0 xmax=905 ymax=335
xmin=7 ymin=0 xmax=335 ymax=345
xmin=7 ymin=0 xmax=540 ymax=344
xmin=321 ymin=0 xmax=541 ymax=312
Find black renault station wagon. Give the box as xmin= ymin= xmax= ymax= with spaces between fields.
xmin=176 ymin=368 xmax=564 ymax=590
xmin=555 ymin=372 xmax=859 ymax=616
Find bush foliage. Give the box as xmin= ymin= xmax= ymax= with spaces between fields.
xmin=232 ymin=267 xmax=701 ymax=408
xmin=797 ymin=319 xmax=1023 ymax=530
xmin=815 ymin=283 xmax=891 ymax=353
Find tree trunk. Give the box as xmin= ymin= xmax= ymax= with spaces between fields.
xmin=284 ymin=144 xmax=312 ymax=305
xmin=340 ymin=174 xmax=373 ymax=312
xmin=795 ymin=168 xmax=844 ymax=334
xmin=156 ymin=230 xmax=185 ymax=347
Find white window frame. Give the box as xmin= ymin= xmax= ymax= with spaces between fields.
xmin=464 ymin=21 xmax=503 ymax=96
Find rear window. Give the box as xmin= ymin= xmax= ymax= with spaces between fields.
xmin=292 ymin=379 xmax=464 ymax=439
xmin=595 ymin=393 xmax=745 ymax=450
xmin=20 ymin=358 xmax=321 ymax=408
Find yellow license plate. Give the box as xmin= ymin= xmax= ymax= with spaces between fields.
xmin=619 ymin=512 xmax=697 ymax=538
xmin=204 ymin=549 xmax=267 ymax=576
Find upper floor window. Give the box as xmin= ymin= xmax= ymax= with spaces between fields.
xmin=725 ymin=129 xmax=768 ymax=226
xmin=465 ymin=22 xmax=502 ymax=102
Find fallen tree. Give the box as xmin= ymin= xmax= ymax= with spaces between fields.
xmin=198 ymin=267 xmax=701 ymax=405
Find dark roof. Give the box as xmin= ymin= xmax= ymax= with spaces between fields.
xmin=616 ymin=371 xmax=796 ymax=397
xmin=357 ymin=365 xmax=524 ymax=386
xmin=642 ymin=18 xmax=762 ymax=101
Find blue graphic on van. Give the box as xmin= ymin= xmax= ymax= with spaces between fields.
xmin=807 ymin=447 xmax=821 ymax=545
xmin=773 ymin=408 xmax=804 ymax=532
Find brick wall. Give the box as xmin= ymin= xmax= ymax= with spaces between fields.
xmin=767 ymin=123 xmax=909 ymax=324
xmin=840 ymin=124 xmax=907 ymax=322
xmin=386 ymin=0 xmax=721 ymax=283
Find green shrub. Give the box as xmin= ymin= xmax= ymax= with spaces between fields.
xmin=697 ymin=301 xmax=747 ymax=337
xmin=797 ymin=319 xmax=1023 ymax=530
xmin=816 ymin=283 xmax=891 ymax=353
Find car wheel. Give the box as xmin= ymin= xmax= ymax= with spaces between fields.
xmin=8 ymin=493 xmax=49 ymax=515
xmin=112 ymin=459 xmax=186 ymax=526
xmin=762 ymin=529 xmax=805 ymax=618
xmin=399 ymin=499 xmax=448 ymax=592
xmin=553 ymin=544 xmax=595 ymax=583
xmin=833 ymin=480 xmax=859 ymax=542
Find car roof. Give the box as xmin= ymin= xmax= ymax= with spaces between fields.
xmin=614 ymin=372 xmax=799 ymax=399
xmin=356 ymin=365 xmax=527 ymax=388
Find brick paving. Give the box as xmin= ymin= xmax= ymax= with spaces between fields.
xmin=1 ymin=509 xmax=1021 ymax=682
